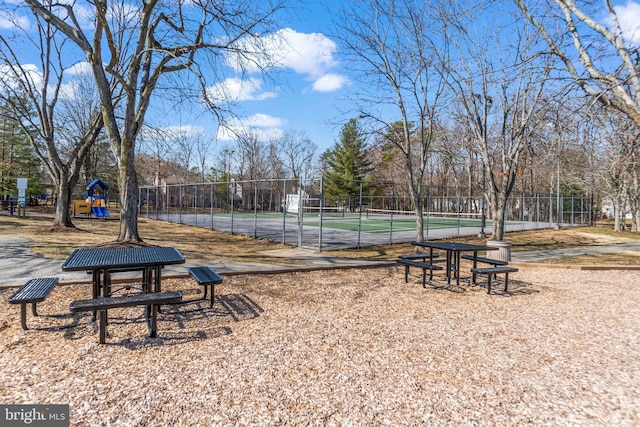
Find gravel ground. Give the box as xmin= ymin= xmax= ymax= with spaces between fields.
xmin=1 ymin=265 xmax=639 ymax=426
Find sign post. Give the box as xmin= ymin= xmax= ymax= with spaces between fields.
xmin=16 ymin=178 xmax=27 ymax=217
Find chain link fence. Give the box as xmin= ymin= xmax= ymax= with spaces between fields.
xmin=139 ymin=178 xmax=592 ymax=250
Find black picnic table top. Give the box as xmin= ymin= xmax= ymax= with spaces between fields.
xmin=62 ymin=246 xmax=185 ymax=271
xmin=411 ymin=241 xmax=498 ymax=252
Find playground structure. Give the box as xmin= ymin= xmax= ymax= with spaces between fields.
xmin=70 ymin=179 xmax=110 ymax=218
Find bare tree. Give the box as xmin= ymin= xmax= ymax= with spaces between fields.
xmin=515 ymin=0 xmax=640 ymax=131
xmin=235 ymin=128 xmax=271 ymax=181
xmin=516 ymin=0 xmax=640 ymax=233
xmin=589 ymin=107 xmax=640 ymax=231
xmin=336 ymin=0 xmax=447 ymax=242
xmin=277 ymin=131 xmax=317 ymax=180
xmin=25 ymin=0 xmax=284 ymax=241
xmin=137 ymin=125 xmax=173 ymax=187
xmin=0 ymin=10 xmax=102 ymax=227
xmin=195 ymin=134 xmax=216 ymax=183
xmin=171 ymin=131 xmax=195 ymax=184
xmin=441 ymin=3 xmax=556 ymax=240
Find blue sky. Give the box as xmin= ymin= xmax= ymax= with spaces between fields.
xmin=147 ymin=0 xmax=353 ymax=158
xmin=0 ymin=0 xmax=350 ymax=162
xmin=2 ymin=0 xmax=640 ymax=167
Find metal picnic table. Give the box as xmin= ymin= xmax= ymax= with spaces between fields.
xmin=62 ymin=246 xmax=185 ymax=299
xmin=411 ymin=241 xmax=498 ymax=287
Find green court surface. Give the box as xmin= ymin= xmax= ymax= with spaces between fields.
xmin=303 ymin=216 xmax=487 ymax=233
xmin=203 ymin=211 xmax=487 ymax=234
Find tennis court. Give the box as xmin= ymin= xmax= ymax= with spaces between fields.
xmin=139 ymin=179 xmax=592 ymax=250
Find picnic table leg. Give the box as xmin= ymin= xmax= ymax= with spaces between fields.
xmin=154 ymin=266 xmax=161 ymax=292
xmin=149 ymin=304 xmax=158 ymax=338
xmin=472 ymin=251 xmax=478 ymax=284
xmin=504 ymin=273 xmax=510 ymax=292
xmin=455 ymin=251 xmax=461 ymax=287
xmin=102 ymin=269 xmax=111 ymax=297
xmin=92 ymin=269 xmax=100 ymax=321
xmin=429 ymin=248 xmax=435 ymax=281
xmin=143 ymin=267 xmax=151 ymax=292
xmin=20 ymin=303 xmax=28 ymax=330
xmin=98 ymin=310 xmax=107 ymax=344
xmin=154 ymin=266 xmax=164 ymax=313
xmin=445 ymin=250 xmax=452 ymax=285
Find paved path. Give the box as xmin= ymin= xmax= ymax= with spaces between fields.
xmin=0 ymin=235 xmax=391 ymax=288
xmin=510 ymin=241 xmax=640 ymax=263
xmin=2 ymin=234 xmax=640 ymax=288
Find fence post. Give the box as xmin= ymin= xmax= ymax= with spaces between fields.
xmin=254 ymin=183 xmax=258 ymax=238
xmin=456 ymin=188 xmax=461 ymax=236
xmin=282 ymin=180 xmax=287 ymax=245
xmin=389 ymin=186 xmax=395 ymax=245
xmin=179 ymin=185 xmax=183 ymax=224
xmin=319 ymin=177 xmax=324 ymax=251
xmin=297 ymin=179 xmax=303 ymax=248
xmin=357 ymin=182 xmax=363 ymax=249
xmin=425 ymin=187 xmax=430 ymax=241
xmin=230 ymin=180 xmax=234 ymax=235
xmin=522 ymin=192 xmax=526 ymax=231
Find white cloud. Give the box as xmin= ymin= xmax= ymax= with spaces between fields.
xmin=226 ymin=28 xmax=348 ymax=93
xmin=615 ymin=1 xmax=640 ymax=45
xmin=58 ymin=80 xmax=81 ymax=100
xmin=207 ymin=77 xmax=277 ymax=102
xmin=216 ymin=114 xmax=285 ymax=141
xmin=0 ymin=12 xmax=30 ymax=30
xmin=275 ymin=28 xmax=339 ymax=79
xmin=0 ymin=63 xmax=43 ymax=91
xmin=161 ymin=125 xmax=207 ymax=138
xmin=245 ymin=113 xmax=283 ymax=127
xmin=312 ymin=73 xmax=350 ymax=92
xmin=67 ymin=62 xmax=93 ymax=76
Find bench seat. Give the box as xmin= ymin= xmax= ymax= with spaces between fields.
xmin=70 ymin=291 xmax=183 ymax=344
xmin=470 ymin=267 xmax=518 ymax=294
xmin=188 ymin=267 xmax=223 ymax=307
xmin=399 ymin=253 xmax=440 ymax=260
xmin=397 ymin=259 xmax=443 ymax=288
xmin=9 ymin=277 xmax=59 ymax=330
xmin=461 ymin=255 xmax=508 ymax=266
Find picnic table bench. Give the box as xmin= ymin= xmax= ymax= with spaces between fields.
xmin=470 ymin=267 xmax=518 ymax=294
xmin=397 ymin=258 xmax=443 ymax=288
xmin=69 ymin=291 xmax=183 ymax=344
xmin=188 ymin=267 xmax=223 ymax=307
xmin=399 ymin=253 xmax=440 ymax=261
xmin=9 ymin=277 xmax=59 ymax=330
xmin=460 ymin=254 xmax=508 ymax=267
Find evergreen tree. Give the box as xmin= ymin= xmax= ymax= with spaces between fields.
xmin=322 ymin=119 xmax=373 ymax=206
xmin=0 ymin=101 xmax=45 ymax=201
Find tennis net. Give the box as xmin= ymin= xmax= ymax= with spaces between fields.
xmin=365 ymin=208 xmax=484 ymax=223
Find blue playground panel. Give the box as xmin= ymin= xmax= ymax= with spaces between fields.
xmin=92 ymin=206 xmax=109 ymax=217
xmin=85 ymin=179 xmax=110 ymax=218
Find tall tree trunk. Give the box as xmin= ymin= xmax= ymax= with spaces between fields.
xmin=411 ymin=191 xmax=425 ymax=243
xmin=489 ymin=191 xmax=508 ymax=240
xmin=117 ymin=144 xmax=141 ymax=241
xmin=52 ymin=164 xmax=85 ymax=228
xmin=53 ymin=181 xmax=73 ymax=227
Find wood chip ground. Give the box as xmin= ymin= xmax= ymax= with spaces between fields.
xmin=1 ymin=266 xmax=639 ymax=426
